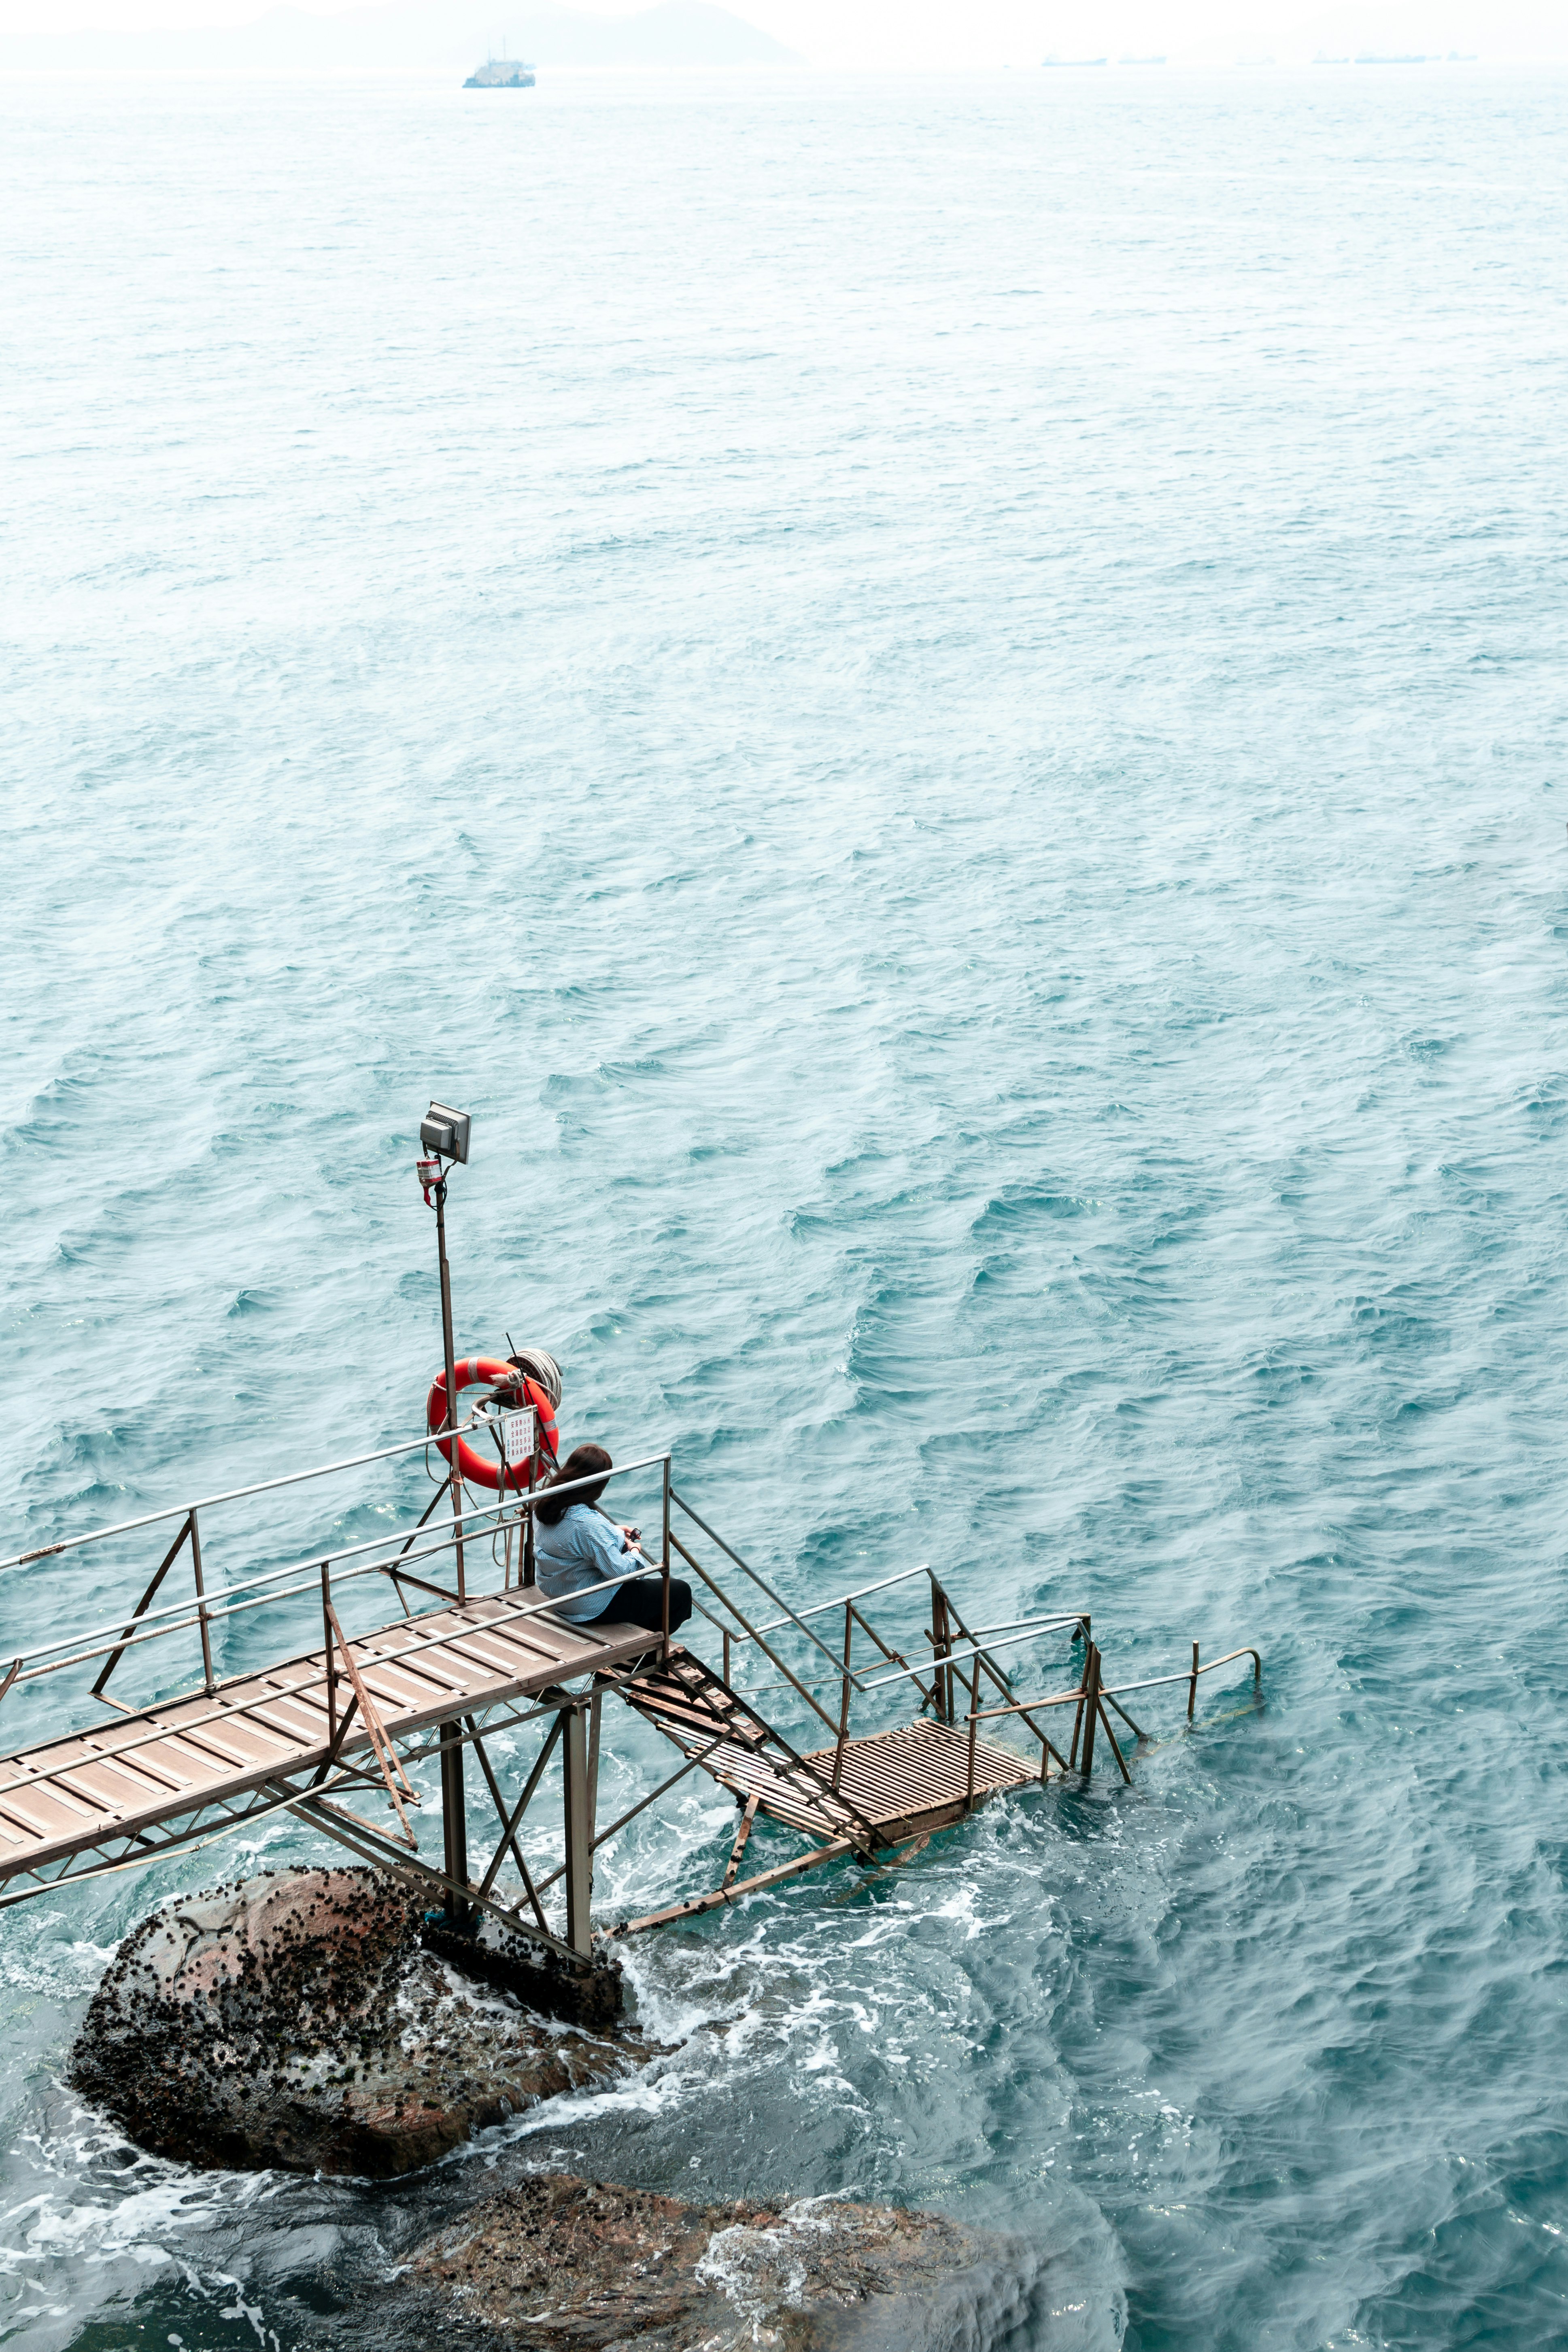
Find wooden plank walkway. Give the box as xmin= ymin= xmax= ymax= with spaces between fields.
xmin=0 ymin=1592 xmax=652 ymax=1888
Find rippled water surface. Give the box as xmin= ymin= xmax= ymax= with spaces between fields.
xmin=4 ymin=59 xmax=1568 ymax=2352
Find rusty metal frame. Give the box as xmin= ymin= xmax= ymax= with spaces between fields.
xmin=0 ymin=1416 xmax=1262 ymax=1958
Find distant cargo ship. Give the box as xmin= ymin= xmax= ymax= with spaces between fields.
xmin=464 ymin=57 xmax=535 ymax=86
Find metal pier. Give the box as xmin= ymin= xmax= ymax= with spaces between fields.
xmin=0 ymin=1422 xmax=1262 ymax=1962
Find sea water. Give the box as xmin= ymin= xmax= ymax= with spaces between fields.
xmin=2 ymin=59 xmax=1566 ymax=2351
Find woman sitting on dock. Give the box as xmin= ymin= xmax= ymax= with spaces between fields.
xmin=533 ymin=1445 xmax=693 ymax=1634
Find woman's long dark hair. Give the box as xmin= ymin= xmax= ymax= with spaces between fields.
xmin=534 ymin=1443 xmax=612 ymax=1528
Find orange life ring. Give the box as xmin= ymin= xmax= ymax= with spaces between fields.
xmin=426 ymin=1356 xmax=561 ymax=1492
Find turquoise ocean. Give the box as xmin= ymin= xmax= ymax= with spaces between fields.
xmin=2 ymin=59 xmax=1567 ymax=2350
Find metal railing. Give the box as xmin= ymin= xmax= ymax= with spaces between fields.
xmin=0 ymin=1436 xmax=677 ymax=1722
xmin=960 ymin=1640 xmax=1266 ymax=1783
xmin=661 ymin=1504 xmax=1263 ymax=1804
xmin=0 ymin=1418 xmax=489 ymax=1574
xmin=0 ymin=1417 xmax=1262 ymax=1844
xmin=661 ymin=1496 xmax=1094 ymax=1796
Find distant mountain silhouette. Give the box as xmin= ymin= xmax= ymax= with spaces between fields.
xmin=1179 ymin=0 xmax=1568 ymax=61
xmin=0 ymin=0 xmax=803 ymax=71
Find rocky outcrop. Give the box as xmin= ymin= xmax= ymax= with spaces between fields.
xmin=384 ymin=2172 xmax=1037 ymax=2348
xmin=70 ymin=1869 xmax=646 ymax=2177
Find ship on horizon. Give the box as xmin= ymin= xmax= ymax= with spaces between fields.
xmin=465 ymin=54 xmax=535 ymax=85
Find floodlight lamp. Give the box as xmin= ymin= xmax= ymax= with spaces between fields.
xmin=419 ymin=1103 xmax=472 ymax=1165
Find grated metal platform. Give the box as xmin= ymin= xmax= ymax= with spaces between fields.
xmin=800 ymin=1717 xmax=1039 ymax=1838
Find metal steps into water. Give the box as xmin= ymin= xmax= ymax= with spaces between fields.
xmin=615 ymin=1651 xmax=1042 ymax=1848
xmin=614 ymin=1648 xmax=876 ymax=1844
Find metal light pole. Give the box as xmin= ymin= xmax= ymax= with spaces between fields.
xmin=432 ymin=1172 xmax=469 ymax=1922
xmin=418 ymin=1102 xmax=474 ymax=1927
xmin=431 ymin=1174 xmax=465 ymax=1604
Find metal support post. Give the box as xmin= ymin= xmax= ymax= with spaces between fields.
xmin=832 ymin=1600 xmax=853 ymax=1790
xmin=432 ymin=1167 xmax=467 ymax=1921
xmin=931 ymin=1581 xmax=954 ymax=1723
xmin=561 ymin=1701 xmax=595 ymax=1958
xmin=1080 ymin=1644 xmax=1101 ymax=1777
xmin=190 ymin=1509 xmax=215 ymax=1694
xmin=661 ymin=1454 xmax=671 ymax=1657
xmin=433 ymin=1177 xmax=465 ymax=1603
xmin=1069 ymin=1640 xmax=1089 ymax=1769
xmin=321 ymin=1561 xmax=336 ymax=1748
xmin=523 ymin=1441 xmax=539 ymax=1589
xmin=440 ymin=1722 xmax=469 ymax=1927
xmin=587 ymin=1686 xmax=603 ymax=1846
xmin=1188 ymin=1639 xmax=1200 ymax=1722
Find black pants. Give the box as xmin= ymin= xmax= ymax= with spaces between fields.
xmin=603 ymin=1574 xmax=691 ymax=1633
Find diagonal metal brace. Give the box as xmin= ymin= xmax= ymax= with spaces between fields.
xmin=323 ymin=1601 xmax=420 ymax=1846
xmin=466 ymin=1718 xmax=554 ymax=1941
xmin=91 ymin=1513 xmax=193 ymax=1700
xmin=721 ymin=1793 xmax=759 ymax=1891
xmin=476 ymin=1711 xmax=565 ymax=1904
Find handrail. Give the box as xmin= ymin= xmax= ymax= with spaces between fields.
xmin=14 ymin=1519 xmax=500 ymax=1687
xmin=2 ymin=1452 xmax=673 ymax=1676
xmin=670 ymin=1492 xmax=871 ymax=1695
xmin=746 ymin=1564 xmax=931 ymax=1637
xmin=666 ymin=1529 xmax=857 ymax=1740
xmin=0 ymin=1570 xmax=649 ymax=1802
xmin=1 ymin=1423 xmax=1257 ymax=1849
xmin=0 ymin=1415 xmax=487 ymax=1574
xmin=849 ymin=1617 xmax=1070 ymax=1694
xmin=12 ymin=1493 xmax=520 ymax=1672
xmin=3 ymin=1460 xmax=673 ymax=1696
xmin=1100 ymin=1649 xmax=1262 ymax=1700
xmin=920 ymin=1568 xmax=1066 ymax=1753
xmin=74 ymin=1500 xmax=654 ymax=1706
xmin=961 ymin=1683 xmax=1090 ymax=1722
xmin=966 ymin=1646 xmax=1263 ymax=1726
xmin=967 ymin=1612 xmax=1088 ymax=1640
xmin=747 ymin=1580 xmax=1084 ymax=1649
xmin=726 ymin=1615 xmax=1069 ymax=1703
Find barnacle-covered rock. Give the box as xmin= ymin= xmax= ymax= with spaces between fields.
xmin=380 ymin=2172 xmax=1040 ymax=2348
xmin=70 ymin=1868 xmax=644 ymax=2176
